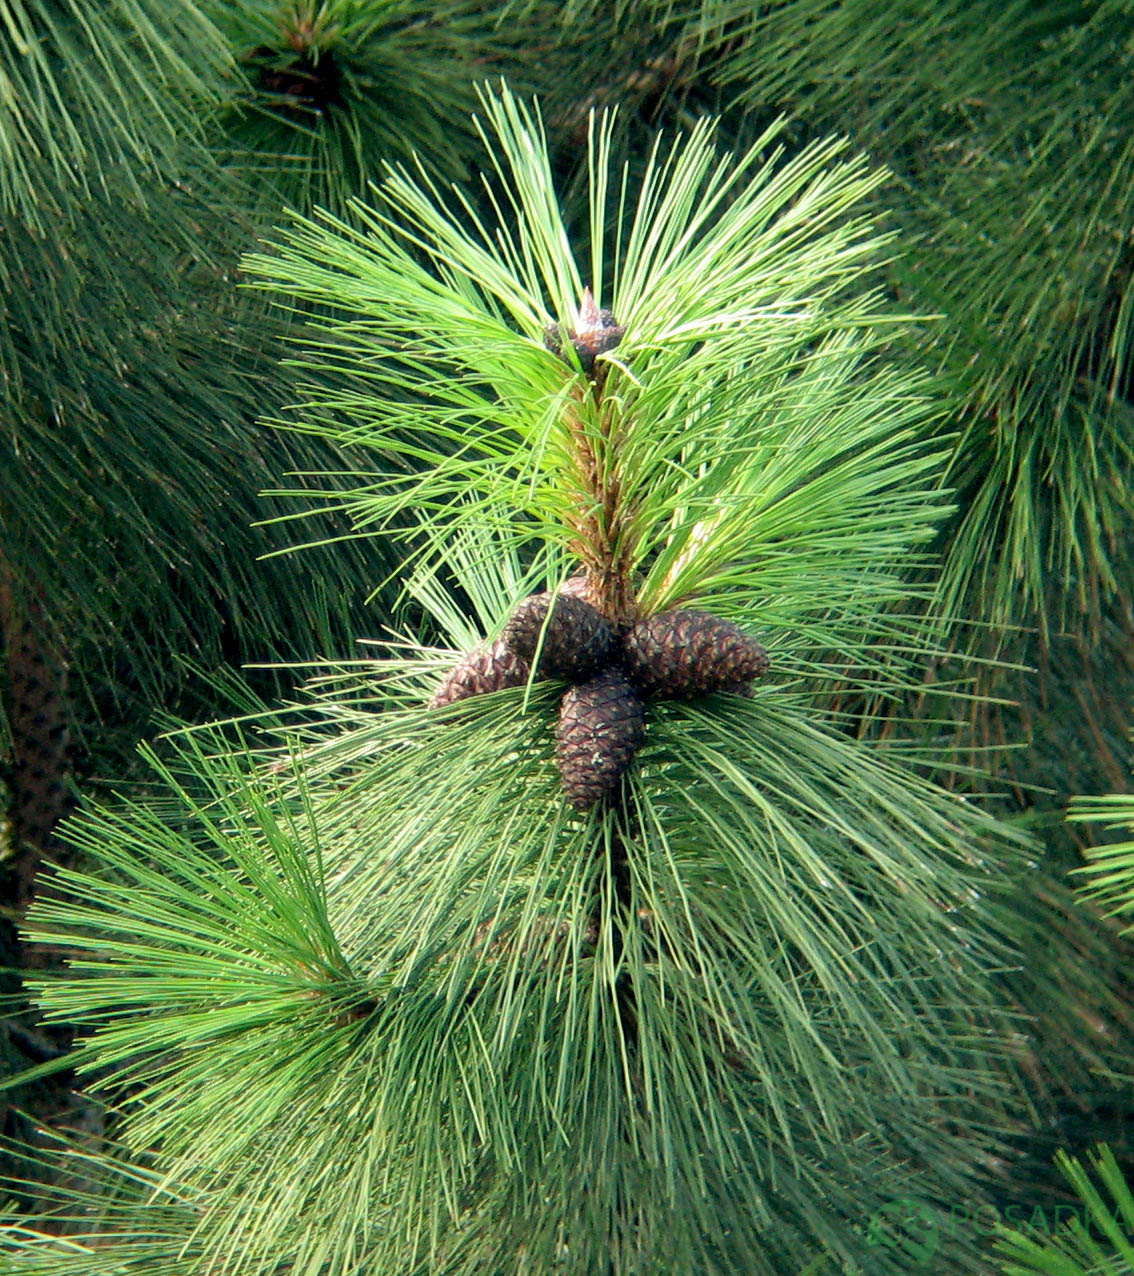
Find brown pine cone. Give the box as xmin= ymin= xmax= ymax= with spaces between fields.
xmin=501 ymin=591 xmax=614 ymax=682
xmin=622 ymin=609 xmax=769 ymax=698
xmin=555 ymin=669 xmax=646 ymax=811
xmin=723 ymin=681 xmax=756 ymax=698
xmin=430 ymin=639 xmax=530 ymax=708
xmin=559 ymin=574 xmax=594 ymax=602
xmin=543 ymin=288 xmax=624 ymax=375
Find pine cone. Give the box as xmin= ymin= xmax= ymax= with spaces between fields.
xmin=430 ymin=639 xmax=530 ymax=708
xmin=501 ymin=591 xmax=614 ymax=682
xmin=559 ymin=574 xmax=592 ymax=600
xmin=622 ymin=610 xmax=769 ymax=697
xmin=543 ymin=288 xmax=624 ymax=375
xmin=555 ymin=669 xmax=645 ymax=811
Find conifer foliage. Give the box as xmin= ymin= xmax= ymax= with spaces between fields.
xmin=4 ymin=89 xmax=1036 ymax=1275
xmin=209 ymin=0 xmax=560 ymax=213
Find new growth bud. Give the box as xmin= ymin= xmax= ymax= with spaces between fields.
xmin=543 ymin=287 xmax=624 ymax=375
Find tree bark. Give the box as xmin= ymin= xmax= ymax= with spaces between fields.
xmin=1 ymin=553 xmax=74 ymax=910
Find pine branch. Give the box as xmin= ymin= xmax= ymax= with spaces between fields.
xmin=1069 ymin=776 xmax=1134 ymax=937
xmin=3 ymin=84 xmax=1043 ymax=1276
xmin=0 ymin=0 xmax=230 ymax=229
xmin=996 ymin=1145 xmax=1134 ymax=1276
xmin=0 ymin=558 xmax=74 ymax=910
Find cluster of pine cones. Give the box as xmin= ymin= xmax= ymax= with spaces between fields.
xmin=431 ymin=583 xmax=768 ymax=811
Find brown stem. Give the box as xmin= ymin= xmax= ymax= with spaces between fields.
xmin=563 ymin=384 xmax=639 ymax=627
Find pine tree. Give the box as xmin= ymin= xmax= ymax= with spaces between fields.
xmin=1 ymin=87 xmax=1038 ymax=1276
xmin=2 ymin=3 xmax=1133 ymax=1273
